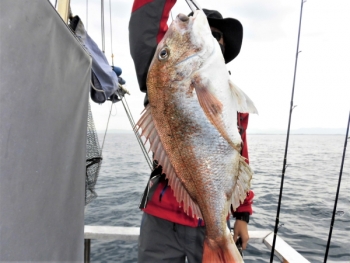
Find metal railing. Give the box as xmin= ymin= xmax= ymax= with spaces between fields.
xmin=84 ymin=225 xmax=310 ymax=263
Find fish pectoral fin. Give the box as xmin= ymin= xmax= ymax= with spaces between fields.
xmin=193 ymin=75 xmax=223 ymax=117
xmin=231 ymin=155 xmax=253 ymax=211
xmin=135 ymin=105 xmax=203 ymax=220
xmin=193 ymin=75 xmax=241 ymax=152
xmin=229 ymin=81 xmax=258 ymax=114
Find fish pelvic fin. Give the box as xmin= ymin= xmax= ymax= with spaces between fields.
xmin=231 ymin=156 xmax=253 ymax=211
xmin=193 ymin=75 xmax=241 ymax=152
xmin=203 ymin=234 xmax=244 ymax=263
xmin=135 ymin=105 xmax=203 ymax=220
xmin=229 ymin=81 xmax=258 ymax=115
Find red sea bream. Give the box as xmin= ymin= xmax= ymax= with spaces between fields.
xmin=136 ymin=10 xmax=258 ymax=263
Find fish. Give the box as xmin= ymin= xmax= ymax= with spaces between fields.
xmin=136 ymin=10 xmax=258 ymax=263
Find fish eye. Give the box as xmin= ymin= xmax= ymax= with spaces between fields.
xmin=158 ymin=47 xmax=170 ymax=61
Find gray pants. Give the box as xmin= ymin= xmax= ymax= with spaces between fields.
xmin=138 ymin=213 xmax=206 ymax=263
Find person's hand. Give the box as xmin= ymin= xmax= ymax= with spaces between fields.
xmin=233 ymin=219 xmax=249 ymax=250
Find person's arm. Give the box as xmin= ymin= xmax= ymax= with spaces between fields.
xmin=129 ymin=0 xmax=176 ymax=106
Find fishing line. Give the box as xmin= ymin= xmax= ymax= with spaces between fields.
xmin=270 ymin=0 xmax=306 ymax=261
xmin=324 ymin=111 xmax=350 ymax=263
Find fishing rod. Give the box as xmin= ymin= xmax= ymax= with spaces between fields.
xmin=117 ymin=86 xmax=154 ymax=171
xmin=270 ymin=0 xmax=306 ymax=261
xmin=324 ymin=111 xmax=350 ymax=263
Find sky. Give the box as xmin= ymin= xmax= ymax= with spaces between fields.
xmin=52 ymin=0 xmax=350 ymax=132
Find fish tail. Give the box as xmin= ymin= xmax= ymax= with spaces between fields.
xmin=202 ymin=237 xmax=243 ymax=263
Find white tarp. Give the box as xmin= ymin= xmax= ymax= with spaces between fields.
xmin=0 ymin=0 xmax=91 ymax=261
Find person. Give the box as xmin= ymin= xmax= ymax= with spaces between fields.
xmin=129 ymin=1 xmax=254 ymax=261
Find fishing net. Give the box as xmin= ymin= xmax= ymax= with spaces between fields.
xmin=85 ymin=102 xmax=102 ymax=205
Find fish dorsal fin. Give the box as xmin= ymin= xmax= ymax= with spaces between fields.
xmin=229 ymin=81 xmax=258 ymax=114
xmin=136 ymin=105 xmax=203 ymax=220
xmin=193 ymin=75 xmax=241 ymax=152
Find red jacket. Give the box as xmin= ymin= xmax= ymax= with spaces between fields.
xmin=129 ymin=0 xmax=254 ymax=227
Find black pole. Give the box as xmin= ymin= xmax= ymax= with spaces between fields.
xmin=324 ymin=111 xmax=350 ymax=263
xmin=84 ymin=239 xmax=91 ymax=263
xmin=269 ymin=1 xmax=305 ymax=262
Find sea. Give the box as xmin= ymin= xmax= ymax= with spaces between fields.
xmin=84 ymin=133 xmax=350 ymax=263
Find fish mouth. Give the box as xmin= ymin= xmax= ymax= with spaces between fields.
xmin=173 ymin=10 xmax=216 ymax=66
xmin=176 ymin=8 xmax=201 ymax=22
xmin=175 ymin=10 xmax=201 ymax=23
xmin=175 ymin=13 xmax=191 ymax=26
xmin=177 ymin=13 xmax=189 ymax=22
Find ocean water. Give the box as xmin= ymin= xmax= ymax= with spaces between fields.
xmin=84 ymin=133 xmax=350 ymax=263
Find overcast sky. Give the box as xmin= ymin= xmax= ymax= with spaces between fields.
xmin=53 ymin=0 xmax=350 ymax=132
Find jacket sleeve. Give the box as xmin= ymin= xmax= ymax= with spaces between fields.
xmin=129 ymin=0 xmax=176 ymax=106
xmin=236 ymin=113 xmax=254 ymax=215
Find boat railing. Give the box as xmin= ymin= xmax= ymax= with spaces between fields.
xmin=84 ymin=225 xmax=310 ymax=263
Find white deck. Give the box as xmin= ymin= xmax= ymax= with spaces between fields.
xmin=84 ymin=226 xmax=310 ymax=263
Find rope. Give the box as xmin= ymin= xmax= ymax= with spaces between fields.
xmin=68 ymin=6 xmax=73 ymax=20
xmin=109 ymin=0 xmax=114 ymax=66
xmin=101 ymin=0 xmax=105 ymax=53
xmin=100 ymin=102 xmax=113 ymax=152
xmin=90 ymin=80 xmax=105 ymax=92
xmin=96 ymin=0 xmax=150 ymax=169
xmin=86 ymin=0 xmax=88 ymax=31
